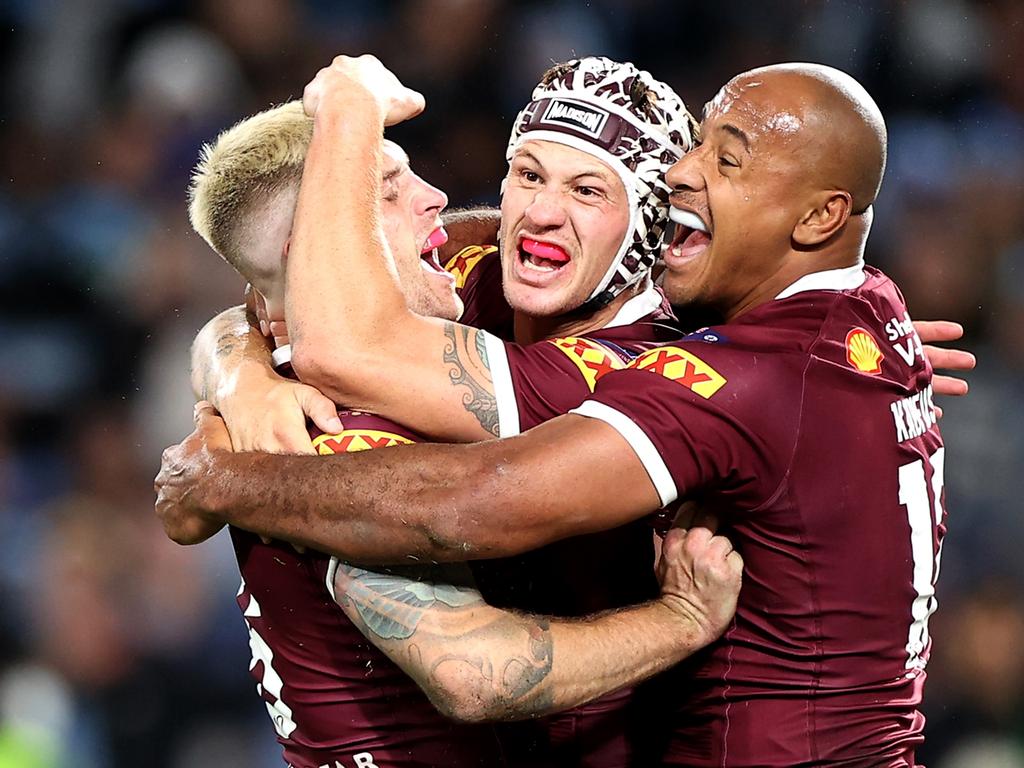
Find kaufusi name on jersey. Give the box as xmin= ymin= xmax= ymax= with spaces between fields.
xmin=890 ymin=384 xmax=937 ymax=443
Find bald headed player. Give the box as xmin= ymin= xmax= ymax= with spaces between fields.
xmin=160 ymin=62 xmax=950 ymax=765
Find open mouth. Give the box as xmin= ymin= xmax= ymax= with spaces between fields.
xmin=518 ymin=237 xmax=571 ymax=273
xmin=665 ymin=207 xmax=712 ymax=263
xmin=419 ymin=226 xmax=449 ymax=275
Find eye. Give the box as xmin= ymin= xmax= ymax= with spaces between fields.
xmin=718 ymin=154 xmax=739 ymax=169
xmin=521 ymin=169 xmax=541 ymax=183
xmin=577 ymin=185 xmax=597 ymax=197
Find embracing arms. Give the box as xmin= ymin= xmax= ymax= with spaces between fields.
xmin=156 ymin=403 xmax=660 ymax=561
xmin=331 ymin=526 xmax=739 ymax=722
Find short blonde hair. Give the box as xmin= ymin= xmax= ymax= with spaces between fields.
xmin=188 ymin=101 xmax=313 ymax=277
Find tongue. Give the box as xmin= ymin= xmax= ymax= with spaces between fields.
xmin=421 ymin=227 xmax=449 ymax=253
xmin=522 ymin=238 xmax=570 ymax=263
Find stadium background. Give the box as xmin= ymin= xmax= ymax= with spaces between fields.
xmin=0 ymin=0 xmax=1021 ymax=765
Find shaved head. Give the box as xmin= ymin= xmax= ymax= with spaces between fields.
xmin=724 ymin=63 xmax=887 ymax=211
xmin=662 ymin=62 xmax=887 ymax=320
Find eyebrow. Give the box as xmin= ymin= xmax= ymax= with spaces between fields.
xmin=718 ymin=123 xmax=751 ymax=151
xmin=514 ymin=149 xmax=615 ymax=184
xmin=383 ymin=162 xmax=407 ymax=183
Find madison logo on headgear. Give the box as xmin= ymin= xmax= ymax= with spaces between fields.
xmin=541 ymin=99 xmax=610 ymax=140
xmin=629 ymin=346 xmax=727 ymax=399
xmin=845 ymin=327 xmax=883 ymax=375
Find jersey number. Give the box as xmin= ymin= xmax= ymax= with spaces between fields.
xmin=898 ymin=447 xmax=945 ymax=672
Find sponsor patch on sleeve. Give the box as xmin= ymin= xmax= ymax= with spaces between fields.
xmin=549 ymin=336 xmax=627 ymax=392
xmin=313 ymin=429 xmax=415 ymax=455
xmin=846 ymin=327 xmax=883 ymax=375
xmin=628 ymin=346 xmax=727 ymax=399
xmin=443 ymin=245 xmax=498 ymax=289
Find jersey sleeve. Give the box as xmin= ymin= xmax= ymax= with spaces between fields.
xmin=569 ymin=344 xmax=771 ymax=509
xmin=483 ymin=334 xmax=634 ymax=437
xmin=444 ymin=245 xmax=514 ymax=338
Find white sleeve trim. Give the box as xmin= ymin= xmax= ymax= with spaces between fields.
xmin=483 ymin=332 xmax=521 ymax=438
xmin=325 ymin=556 xmax=339 ymax=603
xmin=571 ymin=400 xmax=678 ymax=507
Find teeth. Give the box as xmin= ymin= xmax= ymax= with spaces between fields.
xmin=669 ymin=208 xmax=708 ymax=233
xmin=522 ymin=254 xmax=558 ymax=272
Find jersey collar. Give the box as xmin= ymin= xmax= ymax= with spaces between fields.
xmin=603 ymin=276 xmax=663 ymax=329
xmin=774 ymin=260 xmax=867 ymax=300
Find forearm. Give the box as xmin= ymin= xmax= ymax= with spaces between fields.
xmin=439 ymin=207 xmax=500 ymax=262
xmin=287 ymin=98 xmax=409 ymax=378
xmin=192 ymin=416 xmax=659 ymax=563
xmin=190 ymin=306 xmax=275 ymax=407
xmin=333 ymin=562 xmax=704 ymax=721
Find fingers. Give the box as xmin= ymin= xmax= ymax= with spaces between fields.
xmin=932 ymin=373 xmax=969 ymax=398
xmin=913 ymin=320 xmax=964 ymax=344
xmin=296 ymin=386 xmax=343 ymax=435
xmin=924 ymin=345 xmax=977 ymax=374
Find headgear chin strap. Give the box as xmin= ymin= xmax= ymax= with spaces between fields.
xmin=506 ymin=57 xmax=697 ymax=310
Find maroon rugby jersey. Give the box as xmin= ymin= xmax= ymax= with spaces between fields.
xmin=447 ymin=245 xmax=679 ymax=766
xmin=230 ymin=410 xmax=502 ymax=768
xmin=573 ymin=265 xmax=946 ymax=767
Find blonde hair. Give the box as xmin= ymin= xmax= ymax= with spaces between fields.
xmin=188 ymin=101 xmax=313 ymax=279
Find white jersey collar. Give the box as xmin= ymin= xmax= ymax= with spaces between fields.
xmin=272 ymin=345 xmax=292 ymax=369
xmin=603 ymin=276 xmax=663 ymax=328
xmin=774 ymin=260 xmax=867 ymax=300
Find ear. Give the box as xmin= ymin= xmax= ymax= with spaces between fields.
xmin=793 ymin=191 xmax=852 ymax=246
xmin=282 ymin=235 xmax=292 ymax=262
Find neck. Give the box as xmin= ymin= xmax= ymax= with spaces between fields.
xmin=513 ymin=283 xmax=641 ymax=344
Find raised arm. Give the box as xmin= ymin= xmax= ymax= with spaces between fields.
xmin=330 ymin=526 xmax=740 ymax=722
xmin=155 ymin=403 xmax=661 ymax=562
xmin=287 ymin=55 xmax=506 ymax=442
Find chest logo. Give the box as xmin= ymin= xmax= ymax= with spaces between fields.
xmin=550 ymin=336 xmax=626 ymax=392
xmin=846 ymin=327 xmax=883 ymax=375
xmin=628 ymin=346 xmax=727 ymax=399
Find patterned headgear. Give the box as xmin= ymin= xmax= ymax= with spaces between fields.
xmin=506 ymin=57 xmax=697 ymax=309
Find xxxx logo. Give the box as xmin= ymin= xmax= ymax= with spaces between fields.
xmin=442 ymin=245 xmax=497 ymax=289
xmin=313 ymin=430 xmax=415 ymax=455
xmin=628 ymin=346 xmax=727 ymax=398
xmin=550 ymin=336 xmax=626 ymax=391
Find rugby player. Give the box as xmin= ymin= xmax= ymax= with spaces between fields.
xmin=183 ymin=93 xmax=739 ymax=766
xmin=160 ymin=62 xmax=953 ymax=765
xmin=191 ymin=56 xmax=710 ymax=767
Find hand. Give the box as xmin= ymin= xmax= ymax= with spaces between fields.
xmin=656 ymin=515 xmax=742 ymax=645
xmin=219 ymin=375 xmax=341 ymax=454
xmin=914 ymin=320 xmax=977 ymax=400
xmin=155 ymin=402 xmax=232 ymax=545
xmin=303 ymin=54 xmax=425 ymax=127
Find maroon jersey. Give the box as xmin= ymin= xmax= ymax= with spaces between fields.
xmin=573 ymin=265 xmax=946 ymax=766
xmin=445 ymin=244 xmax=514 ymax=340
xmin=448 ymin=247 xmax=681 ymax=765
xmin=231 ymin=410 xmax=502 ymax=768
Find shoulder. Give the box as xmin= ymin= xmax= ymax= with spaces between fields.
xmin=443 ymin=244 xmax=500 ymax=290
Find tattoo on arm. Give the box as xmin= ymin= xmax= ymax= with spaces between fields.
xmin=442 ymin=323 xmax=500 ymax=437
xmin=333 ymin=562 xmax=555 ymax=718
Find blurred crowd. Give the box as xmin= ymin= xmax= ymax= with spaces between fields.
xmin=0 ymin=1 xmax=1020 ymax=766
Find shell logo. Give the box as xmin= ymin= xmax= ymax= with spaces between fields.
xmin=846 ymin=327 xmax=883 ymax=375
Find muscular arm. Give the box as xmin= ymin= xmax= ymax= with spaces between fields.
xmin=287 ymin=64 xmax=504 ymax=442
xmin=157 ymin=409 xmax=661 ymax=562
xmin=330 ymin=530 xmax=737 ymax=722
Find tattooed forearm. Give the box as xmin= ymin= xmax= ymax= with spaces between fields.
xmin=442 ymin=323 xmax=499 ymax=437
xmin=332 ymin=561 xmax=557 ymax=720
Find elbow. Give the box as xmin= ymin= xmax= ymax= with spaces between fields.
xmin=425 ymin=677 xmax=513 ymax=724
xmin=289 ymin=341 xmax=365 ymax=399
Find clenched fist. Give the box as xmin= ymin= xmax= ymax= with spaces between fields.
xmin=657 ymin=519 xmax=743 ymax=645
xmin=303 ymin=54 xmax=425 ymax=127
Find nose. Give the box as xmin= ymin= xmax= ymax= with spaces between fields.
xmin=523 ymin=189 xmax=567 ymax=229
xmin=414 ymin=175 xmax=448 ymax=217
xmin=665 ymin=145 xmax=706 ymax=196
